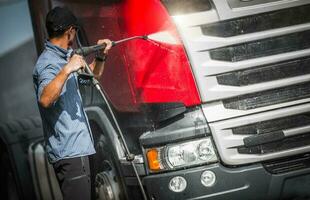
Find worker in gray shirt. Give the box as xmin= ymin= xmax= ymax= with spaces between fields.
xmin=33 ymin=7 xmax=112 ymax=200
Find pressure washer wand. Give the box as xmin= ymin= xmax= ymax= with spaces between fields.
xmin=74 ymin=35 xmax=148 ymax=57
xmin=112 ymin=35 xmax=148 ymax=46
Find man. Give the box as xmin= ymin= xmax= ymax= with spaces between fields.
xmin=33 ymin=7 xmax=112 ymax=200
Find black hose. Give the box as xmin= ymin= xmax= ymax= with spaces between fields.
xmin=74 ymin=33 xmax=149 ymax=200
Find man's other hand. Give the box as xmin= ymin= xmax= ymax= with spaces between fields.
xmin=97 ymin=39 xmax=112 ymax=54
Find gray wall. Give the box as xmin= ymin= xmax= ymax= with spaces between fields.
xmin=0 ymin=0 xmax=39 ymax=122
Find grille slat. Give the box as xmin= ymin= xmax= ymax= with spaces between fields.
xmin=201 ymin=4 xmax=310 ymax=37
xmin=238 ymin=133 xmax=310 ymax=154
xmin=217 ymin=57 xmax=310 ymax=86
xmin=210 ymin=30 xmax=310 ymax=62
xmin=223 ymin=82 xmax=310 ymax=110
xmin=232 ymin=113 xmax=310 ymax=155
xmin=161 ymin=0 xmax=211 ymax=15
xmin=264 ymin=153 xmax=310 ymax=174
xmin=232 ymin=114 xmax=310 ymax=135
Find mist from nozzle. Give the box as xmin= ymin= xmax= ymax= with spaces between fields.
xmin=146 ymin=31 xmax=179 ymax=45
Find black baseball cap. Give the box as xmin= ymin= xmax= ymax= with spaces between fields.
xmin=46 ymin=7 xmax=79 ymax=35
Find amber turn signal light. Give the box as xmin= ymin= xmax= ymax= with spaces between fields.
xmin=146 ymin=149 xmax=161 ymax=171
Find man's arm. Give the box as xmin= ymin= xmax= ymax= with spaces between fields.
xmin=89 ymin=57 xmax=105 ymax=80
xmin=89 ymin=39 xmax=112 ymax=79
xmin=39 ymin=54 xmax=85 ymax=108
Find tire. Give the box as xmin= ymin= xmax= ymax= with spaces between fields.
xmin=0 ymin=149 xmax=19 ymax=200
xmin=90 ymin=126 xmax=126 ymax=200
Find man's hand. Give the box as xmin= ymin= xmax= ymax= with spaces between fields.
xmin=97 ymin=39 xmax=112 ymax=54
xmin=88 ymin=39 xmax=112 ymax=79
xmin=64 ymin=54 xmax=86 ymax=74
xmin=39 ymin=55 xmax=86 ymax=108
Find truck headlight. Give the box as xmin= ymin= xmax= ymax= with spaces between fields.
xmin=146 ymin=137 xmax=217 ymax=172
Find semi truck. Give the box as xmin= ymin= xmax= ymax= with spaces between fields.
xmin=2 ymin=0 xmax=310 ymax=199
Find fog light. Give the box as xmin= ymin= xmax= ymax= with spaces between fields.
xmin=168 ymin=176 xmax=187 ymax=192
xmin=201 ymin=171 xmax=216 ymax=187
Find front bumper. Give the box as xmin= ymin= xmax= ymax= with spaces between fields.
xmin=142 ymin=163 xmax=310 ymax=200
xmin=137 ymin=107 xmax=310 ymax=199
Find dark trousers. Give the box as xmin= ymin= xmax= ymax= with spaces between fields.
xmin=53 ymin=156 xmax=91 ymax=200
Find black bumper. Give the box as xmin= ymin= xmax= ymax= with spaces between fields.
xmin=142 ymin=163 xmax=310 ymax=200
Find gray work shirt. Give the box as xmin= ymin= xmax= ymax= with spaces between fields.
xmin=33 ymin=41 xmax=96 ymax=163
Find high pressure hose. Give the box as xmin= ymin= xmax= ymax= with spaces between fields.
xmin=75 ymin=33 xmax=149 ymax=200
